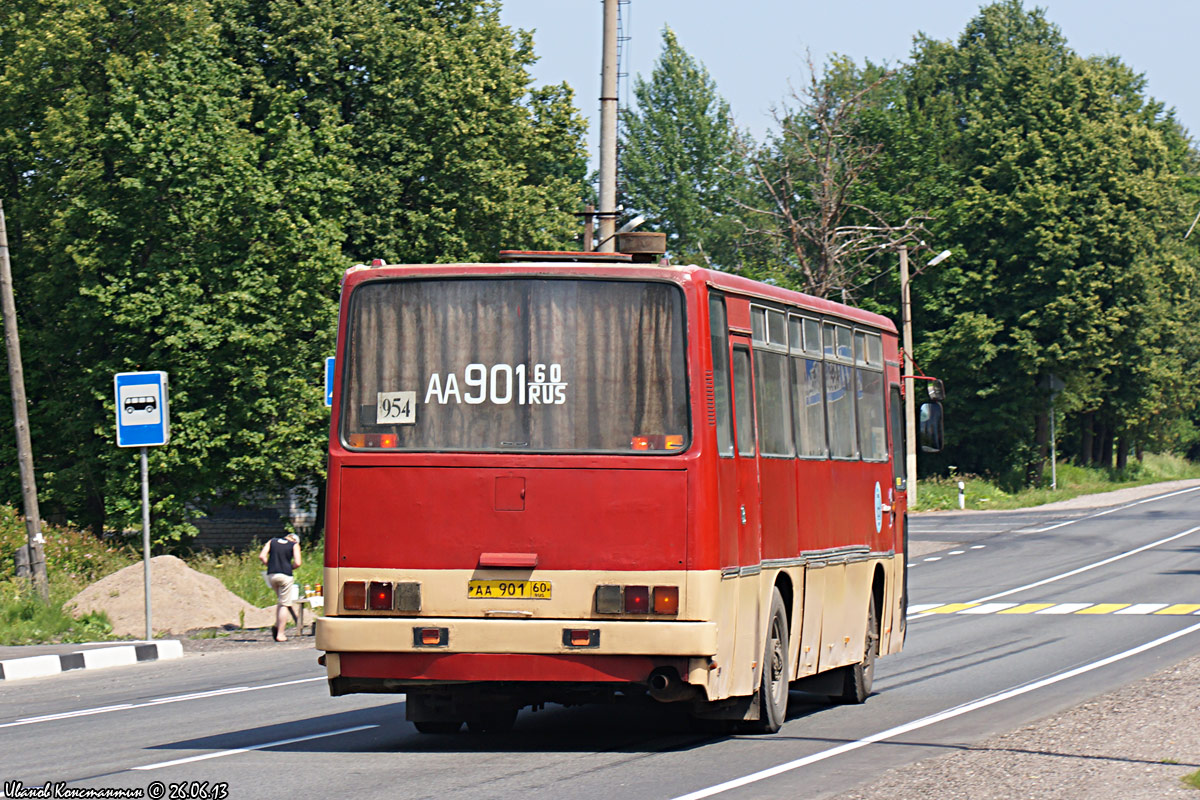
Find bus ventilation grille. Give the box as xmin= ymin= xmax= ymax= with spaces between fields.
xmin=704 ymin=371 xmax=716 ymax=426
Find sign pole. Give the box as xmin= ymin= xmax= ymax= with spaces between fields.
xmin=140 ymin=446 xmax=152 ymax=640
xmin=114 ymin=370 xmax=169 ymax=641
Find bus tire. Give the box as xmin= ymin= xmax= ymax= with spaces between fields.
xmin=833 ymin=591 xmax=878 ymax=704
xmin=413 ymin=720 xmax=463 ymax=735
xmin=747 ymin=588 xmax=789 ymax=734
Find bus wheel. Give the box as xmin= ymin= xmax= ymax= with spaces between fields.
xmin=413 ymin=720 xmax=463 ymax=735
xmin=748 ymin=588 xmax=789 ymax=734
xmin=833 ymin=592 xmax=878 ymax=704
xmin=466 ymin=708 xmax=518 ymax=734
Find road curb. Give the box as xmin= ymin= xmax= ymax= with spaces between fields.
xmin=0 ymin=640 xmax=183 ymax=681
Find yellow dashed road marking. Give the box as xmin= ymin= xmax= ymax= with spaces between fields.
xmin=997 ymin=603 xmax=1056 ymax=614
xmin=1154 ymin=604 xmax=1200 ymax=615
xmin=916 ymin=602 xmax=1198 ymax=616
xmin=1076 ymin=604 xmax=1131 ymax=614
xmin=923 ymin=603 xmax=980 ymax=614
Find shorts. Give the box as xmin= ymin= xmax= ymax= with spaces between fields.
xmin=268 ymin=573 xmax=299 ymax=606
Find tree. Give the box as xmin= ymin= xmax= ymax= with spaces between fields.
xmin=900 ymin=0 xmax=1200 ymax=482
xmin=0 ymin=0 xmax=589 ymax=541
xmin=741 ymin=56 xmax=930 ymax=302
xmin=216 ymin=0 xmax=588 ymax=264
xmin=620 ymin=27 xmax=748 ymax=268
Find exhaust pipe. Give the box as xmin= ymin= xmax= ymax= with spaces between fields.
xmin=647 ymin=667 xmax=692 ymax=703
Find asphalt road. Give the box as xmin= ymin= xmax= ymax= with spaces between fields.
xmin=2 ymin=486 xmax=1199 ymax=800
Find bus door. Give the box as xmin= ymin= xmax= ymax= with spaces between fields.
xmin=730 ymin=339 xmax=764 ymax=695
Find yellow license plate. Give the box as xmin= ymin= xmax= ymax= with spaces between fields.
xmin=467 ymin=580 xmax=552 ymax=600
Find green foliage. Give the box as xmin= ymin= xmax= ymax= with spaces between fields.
xmin=0 ymin=506 xmax=137 ymax=586
xmin=0 ymin=507 xmax=131 ymax=644
xmin=620 ymin=27 xmax=750 ymax=268
xmin=895 ymin=0 xmax=1200 ymax=482
xmin=0 ymin=0 xmax=588 ymax=541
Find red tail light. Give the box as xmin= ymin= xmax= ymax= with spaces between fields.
xmin=368 ymin=581 xmax=393 ymax=610
xmin=343 ymin=581 xmax=366 ymax=610
xmin=624 ymin=585 xmax=649 ymax=613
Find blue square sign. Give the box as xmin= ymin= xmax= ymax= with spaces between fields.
xmin=325 ymin=357 xmax=335 ymax=407
xmin=115 ymin=371 xmax=170 ymax=447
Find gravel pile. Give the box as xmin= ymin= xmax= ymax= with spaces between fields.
xmin=68 ymin=555 xmax=275 ymax=636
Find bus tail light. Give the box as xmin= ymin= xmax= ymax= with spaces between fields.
xmin=346 ymin=433 xmax=397 ymax=448
xmin=343 ymin=581 xmax=367 ymax=610
xmin=564 ymin=629 xmax=599 ymax=647
xmin=595 ymin=585 xmax=622 ymax=614
xmin=595 ymin=584 xmax=680 ymax=615
xmin=653 ymin=586 xmax=679 ymax=615
xmin=624 ymin=585 xmax=649 ymax=613
xmin=368 ymin=581 xmax=393 ymax=610
xmin=396 ymin=581 xmax=421 ymax=613
xmin=415 ymin=627 xmax=448 ymax=647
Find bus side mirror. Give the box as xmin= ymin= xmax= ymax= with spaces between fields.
xmin=919 ymin=402 xmax=944 ymax=453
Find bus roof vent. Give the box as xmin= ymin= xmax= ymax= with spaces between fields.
xmin=616 ymin=232 xmax=667 ymax=263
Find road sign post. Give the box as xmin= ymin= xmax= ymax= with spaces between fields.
xmin=114 ymin=371 xmax=169 ymax=641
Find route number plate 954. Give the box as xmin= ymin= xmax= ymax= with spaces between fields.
xmin=467 ymin=580 xmax=552 ymax=599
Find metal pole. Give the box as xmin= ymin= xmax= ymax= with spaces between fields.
xmin=597 ymin=0 xmax=619 ymax=252
xmin=0 ymin=199 xmax=48 ymax=600
xmin=141 ymin=446 xmax=152 ymax=640
xmin=900 ymin=246 xmax=918 ymax=507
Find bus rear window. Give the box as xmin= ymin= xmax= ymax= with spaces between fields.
xmin=340 ymin=278 xmax=688 ymax=453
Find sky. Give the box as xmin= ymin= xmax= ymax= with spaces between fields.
xmin=498 ymin=1 xmax=1199 ymax=170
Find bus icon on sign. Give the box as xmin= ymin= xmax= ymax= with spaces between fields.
xmin=124 ymin=396 xmax=158 ymax=414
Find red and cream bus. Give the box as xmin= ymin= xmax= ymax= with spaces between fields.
xmin=316 ymin=251 xmax=938 ymax=734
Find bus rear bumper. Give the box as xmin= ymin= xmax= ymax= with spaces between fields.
xmin=317 ymin=616 xmax=718 ymax=696
xmin=316 ymin=615 xmax=718 ymax=659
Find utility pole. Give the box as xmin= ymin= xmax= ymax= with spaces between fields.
xmin=899 ymin=245 xmax=918 ymax=508
xmin=597 ymin=0 xmax=619 ymax=252
xmin=0 ymin=200 xmax=49 ymax=600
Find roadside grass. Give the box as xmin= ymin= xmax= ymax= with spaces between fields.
xmin=1183 ymin=769 xmax=1200 ymax=790
xmin=916 ymin=453 xmax=1200 ymax=511
xmin=0 ymin=505 xmax=135 ymax=645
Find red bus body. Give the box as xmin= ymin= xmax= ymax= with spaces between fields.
xmin=317 ymin=259 xmax=909 ymax=732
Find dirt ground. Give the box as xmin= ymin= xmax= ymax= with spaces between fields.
xmin=68 ymin=555 xmax=276 ymax=637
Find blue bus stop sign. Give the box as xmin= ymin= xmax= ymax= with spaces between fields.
xmin=325 ymin=357 xmax=335 ymax=407
xmin=114 ymin=371 xmax=170 ymax=447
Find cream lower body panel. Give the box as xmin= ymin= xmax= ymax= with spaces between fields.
xmin=316 ymin=616 xmax=717 ymax=657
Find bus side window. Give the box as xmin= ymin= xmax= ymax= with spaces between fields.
xmin=755 ymin=348 xmax=794 ymax=458
xmin=792 ymin=356 xmax=827 ymax=457
xmin=890 ymin=384 xmax=906 ymax=489
xmin=732 ymin=347 xmax=756 ymax=458
xmin=709 ymin=295 xmax=735 ymax=456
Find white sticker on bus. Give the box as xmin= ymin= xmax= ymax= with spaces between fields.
xmin=377 ymin=391 xmax=416 ymax=424
xmin=424 ymin=363 xmax=568 ymax=406
xmin=874 ymin=481 xmax=883 ymax=533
